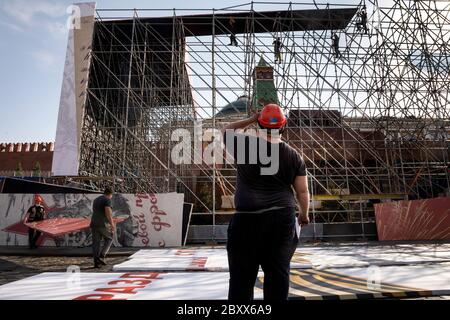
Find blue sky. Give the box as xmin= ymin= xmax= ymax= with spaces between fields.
xmin=0 ymin=0 xmax=250 ymax=143
xmin=0 ymin=0 xmax=356 ymax=143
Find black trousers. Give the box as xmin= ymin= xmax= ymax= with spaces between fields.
xmin=227 ymin=207 xmax=298 ymax=301
xmin=28 ymin=228 xmax=42 ymax=248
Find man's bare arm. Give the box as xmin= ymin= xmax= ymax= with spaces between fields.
xmin=105 ymin=206 xmax=115 ymax=232
xmin=222 ymin=112 xmax=259 ymax=132
xmin=293 ymin=175 xmax=310 ymax=225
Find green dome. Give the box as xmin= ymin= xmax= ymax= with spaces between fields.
xmin=216 ymin=96 xmax=249 ymax=117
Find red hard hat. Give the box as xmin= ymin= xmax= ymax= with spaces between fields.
xmin=258 ymin=104 xmax=286 ymax=129
xmin=34 ymin=195 xmax=43 ymax=204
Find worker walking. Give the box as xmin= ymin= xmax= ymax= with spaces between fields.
xmin=90 ymin=187 xmax=115 ymax=268
xmin=332 ymin=32 xmax=341 ymax=58
xmin=24 ymin=195 xmax=46 ymax=249
xmin=356 ymin=7 xmax=368 ymax=34
xmin=273 ymin=37 xmax=283 ymax=63
xmin=223 ymin=104 xmax=310 ymax=301
xmin=228 ymin=16 xmax=238 ymax=46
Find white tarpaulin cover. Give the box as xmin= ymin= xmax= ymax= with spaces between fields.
xmin=0 ymin=272 xmax=237 ymax=300
xmin=116 ymin=248 xmax=230 ymax=271
xmin=112 ymin=244 xmax=450 ymax=271
xmin=114 ymin=248 xmax=312 ymax=271
xmin=1 ymin=263 xmax=450 ymax=300
xmin=298 ymin=243 xmax=450 ymax=269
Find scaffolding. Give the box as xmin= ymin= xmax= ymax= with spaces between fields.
xmin=77 ymin=0 xmax=450 ymax=239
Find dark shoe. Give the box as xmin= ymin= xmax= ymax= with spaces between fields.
xmin=97 ymin=258 xmax=107 ymax=266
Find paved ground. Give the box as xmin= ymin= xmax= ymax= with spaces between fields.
xmin=0 ymin=246 xmax=139 ymax=286
xmin=0 ymin=255 xmax=130 ymax=286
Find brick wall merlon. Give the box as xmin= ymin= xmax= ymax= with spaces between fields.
xmin=0 ymin=142 xmax=54 ymax=153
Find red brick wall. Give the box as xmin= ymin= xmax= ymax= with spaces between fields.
xmin=0 ymin=142 xmax=54 ymax=172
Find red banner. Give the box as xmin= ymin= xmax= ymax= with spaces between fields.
xmin=25 ymin=217 xmax=126 ymax=237
xmin=375 ymin=197 xmax=450 ymax=240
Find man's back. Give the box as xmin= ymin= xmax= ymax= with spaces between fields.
xmin=226 ymin=133 xmax=306 ymax=211
xmin=90 ymin=195 xmax=112 ymax=228
xmin=273 ymin=39 xmax=282 ymax=50
xmin=223 ymin=106 xmax=310 ymax=301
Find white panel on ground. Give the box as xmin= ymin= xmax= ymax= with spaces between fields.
xmin=1 ymin=264 xmax=450 ymax=300
xmin=113 ymin=244 xmax=450 ymax=272
xmin=0 ymin=272 xmax=253 ymax=300
xmin=114 ymin=248 xmax=312 ymax=271
xmin=298 ymin=244 xmax=450 ymax=269
xmin=113 ymin=256 xmax=229 ymax=271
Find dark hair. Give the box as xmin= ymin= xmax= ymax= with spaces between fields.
xmin=104 ymin=186 xmax=114 ymax=195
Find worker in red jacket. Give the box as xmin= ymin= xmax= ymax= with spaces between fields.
xmin=24 ymin=195 xmax=47 ymax=249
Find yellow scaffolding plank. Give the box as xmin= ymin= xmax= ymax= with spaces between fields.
xmin=312 ymin=194 xmax=406 ymax=201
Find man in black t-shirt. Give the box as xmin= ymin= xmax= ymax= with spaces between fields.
xmin=90 ymin=187 xmax=115 ymax=268
xmin=24 ymin=195 xmax=46 ymax=249
xmin=273 ymin=37 xmax=283 ymax=63
xmin=222 ymin=104 xmax=310 ymax=301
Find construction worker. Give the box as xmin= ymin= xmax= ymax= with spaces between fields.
xmin=229 ymin=34 xmax=238 ymax=47
xmin=90 ymin=187 xmax=115 ymax=268
xmin=24 ymin=195 xmax=46 ymax=249
xmin=332 ymin=32 xmax=341 ymax=58
xmin=229 ymin=16 xmax=238 ymax=46
xmin=356 ymin=7 xmax=368 ymax=34
xmin=273 ymin=37 xmax=283 ymax=63
xmin=223 ymin=104 xmax=310 ymax=301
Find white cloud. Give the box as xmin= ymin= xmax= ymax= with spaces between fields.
xmin=1 ymin=1 xmax=69 ymax=40
xmin=30 ymin=50 xmax=57 ymax=69
xmin=0 ymin=19 xmax=24 ymax=32
xmin=1 ymin=0 xmax=66 ymax=25
xmin=45 ymin=21 xmax=68 ymax=39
